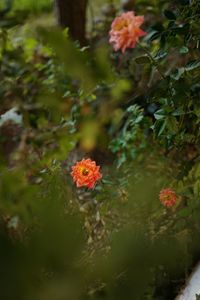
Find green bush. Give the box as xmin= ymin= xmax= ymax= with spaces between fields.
xmin=0 ymin=0 xmax=200 ymax=299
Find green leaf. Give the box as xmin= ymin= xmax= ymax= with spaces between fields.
xmin=135 ymin=55 xmax=150 ymax=64
xmin=180 ymin=46 xmax=189 ymax=54
xmin=152 ymin=119 xmax=167 ymax=136
xmin=154 ymin=109 xmax=166 ymax=120
xmin=170 ymin=68 xmax=185 ymax=80
xmin=158 ymin=120 xmax=167 ymax=136
xmin=134 ymin=115 xmax=144 ymax=124
xmin=154 ymin=50 xmax=167 ymax=61
xmin=185 ymin=60 xmax=200 ymax=71
xmin=164 ymin=10 xmax=176 ymax=20
xmin=127 ymin=104 xmax=140 ymax=113
xmin=172 ymin=107 xmax=185 ymax=116
xmin=147 ymin=31 xmax=160 ymax=42
xmin=167 ymin=117 xmax=178 ymax=133
xmin=117 ymin=152 xmax=127 ymax=168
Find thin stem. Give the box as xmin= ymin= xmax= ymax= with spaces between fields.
xmin=137 ymin=42 xmax=166 ymax=80
xmin=118 ymin=54 xmax=124 ymax=69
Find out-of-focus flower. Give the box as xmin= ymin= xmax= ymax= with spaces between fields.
xmin=109 ymin=11 xmax=146 ymax=53
xmin=71 ymin=158 xmax=102 ymax=189
xmin=159 ymin=188 xmax=177 ymax=208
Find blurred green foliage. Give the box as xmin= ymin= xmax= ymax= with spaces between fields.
xmin=13 ymin=0 xmax=52 ymax=14
xmin=0 ymin=0 xmax=200 ymax=299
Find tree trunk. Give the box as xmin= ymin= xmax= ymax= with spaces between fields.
xmin=55 ymin=0 xmax=88 ymax=46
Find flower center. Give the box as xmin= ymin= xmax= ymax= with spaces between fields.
xmin=82 ymin=168 xmax=89 ymax=176
xmin=114 ymin=19 xmax=129 ymax=31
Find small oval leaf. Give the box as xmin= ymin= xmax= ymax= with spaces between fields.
xmin=185 ymin=60 xmax=200 ymax=71
xmin=180 ymin=46 xmax=189 ymax=54
xmin=135 ymin=55 xmax=150 ymax=64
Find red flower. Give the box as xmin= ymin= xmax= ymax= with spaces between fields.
xmin=159 ymin=188 xmax=177 ymax=208
xmin=71 ymin=158 xmax=102 ymax=189
xmin=109 ymin=11 xmax=146 ymax=53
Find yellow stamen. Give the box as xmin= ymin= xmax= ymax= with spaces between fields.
xmin=82 ymin=168 xmax=89 ymax=176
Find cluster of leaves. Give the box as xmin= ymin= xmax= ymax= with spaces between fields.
xmin=110 ymin=0 xmax=200 ymax=170
xmin=109 ymin=104 xmax=150 ymax=167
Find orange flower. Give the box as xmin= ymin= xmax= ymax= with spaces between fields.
xmin=71 ymin=158 xmax=102 ymax=189
xmin=159 ymin=188 xmax=177 ymax=208
xmin=109 ymin=11 xmax=146 ymax=53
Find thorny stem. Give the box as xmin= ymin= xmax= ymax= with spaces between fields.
xmin=137 ymin=42 xmax=166 ymax=81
